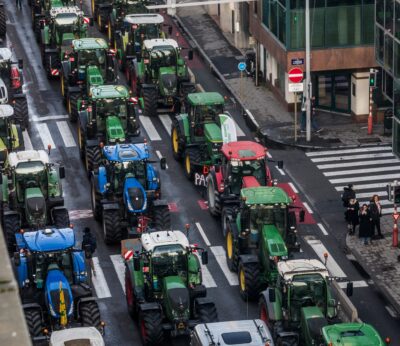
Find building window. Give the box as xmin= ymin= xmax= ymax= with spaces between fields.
xmin=386 ymin=0 xmax=394 ymax=32
xmin=277 ymin=63 xmax=285 ymax=95
xmin=376 ymin=0 xmax=385 ymax=26
xmin=278 ymin=4 xmax=286 ymax=44
xmin=311 ymin=3 xmax=326 ymax=47
xmin=396 ymin=0 xmax=400 ymax=39
xmin=395 ymin=40 xmax=400 ymax=78
xmin=394 ymin=80 xmax=400 ymax=121
xmin=384 ymin=70 xmax=394 ymax=99
xmin=262 ymin=0 xmax=269 ymax=27
xmin=384 ymin=34 xmax=394 ymax=71
xmin=362 ymin=0 xmax=375 ymax=43
xmin=376 ymin=27 xmax=385 ymax=62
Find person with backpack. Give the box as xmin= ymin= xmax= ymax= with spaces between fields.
xmin=342 ymin=184 xmax=356 ymax=207
xmin=82 ymin=227 xmax=97 ymax=276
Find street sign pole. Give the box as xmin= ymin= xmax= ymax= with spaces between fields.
xmin=294 ymin=92 xmax=298 ymax=142
xmin=305 ymin=0 xmax=311 ymax=142
xmin=238 ymin=62 xmax=246 ymax=100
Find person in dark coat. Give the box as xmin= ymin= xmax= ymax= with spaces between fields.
xmin=345 ymin=198 xmax=359 ymax=235
xmin=82 ymin=227 xmax=97 ymax=276
xmin=369 ymin=194 xmax=383 ymax=239
xmin=359 ymin=204 xmax=372 ymax=245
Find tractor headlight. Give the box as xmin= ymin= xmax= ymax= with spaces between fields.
xmin=49 ymin=303 xmax=56 ymax=317
xmin=68 ymin=301 xmax=74 ymax=316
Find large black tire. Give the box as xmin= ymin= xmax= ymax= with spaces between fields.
xmin=91 ymin=178 xmax=102 ymax=221
xmin=171 ymin=120 xmax=185 ymax=161
xmin=142 ymin=87 xmax=158 ymax=117
xmin=196 ymin=302 xmax=218 ymax=323
xmin=238 ymin=261 xmax=261 ymax=301
xmin=52 ymin=208 xmax=70 ymax=228
xmin=24 ymin=309 xmax=42 ymax=338
xmin=13 ymin=97 xmax=29 ymax=130
xmin=225 ymin=223 xmax=239 ymax=272
xmin=107 ymin=19 xmax=114 ymax=46
xmin=206 ymin=175 xmax=221 ymax=216
xmin=85 ymin=146 xmax=101 ymax=173
xmin=0 ymin=6 xmax=6 ymax=37
xmin=102 ymin=209 xmax=123 ymax=244
xmin=68 ymin=93 xmax=79 ymax=123
xmin=3 ymin=214 xmax=20 ymax=253
xmin=139 ymin=309 xmax=164 ymax=346
xmin=152 ymin=205 xmax=171 ymax=231
xmin=221 ymin=207 xmax=233 ymax=237
xmin=184 ymin=149 xmax=201 ymax=180
xmin=80 ymin=300 xmax=101 ymax=328
xmin=125 ymin=266 xmax=137 ymax=319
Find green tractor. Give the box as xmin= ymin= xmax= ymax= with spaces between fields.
xmin=0 ymin=105 xmax=24 ymax=164
xmin=77 ymin=84 xmax=142 ymax=172
xmin=91 ymin=0 xmax=114 ymax=32
xmin=123 ymin=230 xmax=218 ymax=345
xmin=40 ymin=6 xmax=92 ymax=78
xmin=171 ymin=92 xmax=240 ymax=181
xmin=131 ymin=38 xmax=195 ymax=117
xmin=60 ymin=37 xmax=118 ymax=122
xmin=0 ymin=150 xmax=68 ymax=253
xmin=222 ymin=187 xmax=303 ymax=301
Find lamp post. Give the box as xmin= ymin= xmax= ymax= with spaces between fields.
xmin=305 ymin=0 xmax=311 ymax=142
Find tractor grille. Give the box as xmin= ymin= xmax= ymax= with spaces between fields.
xmin=26 ymin=197 xmax=46 ymax=218
xmin=50 ymin=289 xmax=71 ymax=316
xmin=128 ymin=187 xmax=144 ymax=210
xmin=161 ymin=74 xmax=177 ymax=92
xmin=167 ymin=288 xmax=189 ymax=312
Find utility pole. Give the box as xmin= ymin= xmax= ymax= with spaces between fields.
xmin=305 ymin=0 xmax=311 ymax=142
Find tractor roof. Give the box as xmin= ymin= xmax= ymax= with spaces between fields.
xmin=21 ymin=228 xmax=75 ymax=252
xmin=0 ymin=105 xmax=14 ymax=118
xmin=0 ymin=48 xmax=12 ymax=62
xmin=241 ymin=187 xmax=291 ymax=205
xmin=124 ymin=13 xmax=164 ymax=25
xmin=50 ymin=6 xmax=82 ymax=20
xmin=322 ymin=323 xmax=385 ymax=346
xmin=73 ymin=38 xmax=108 ymax=50
xmin=187 ymin=92 xmax=224 ymax=106
xmin=277 ymin=259 xmax=329 ymax=281
xmin=8 ymin=150 xmax=49 ymax=168
xmin=90 ymin=85 xmax=129 ymax=99
xmin=50 ymin=327 xmax=105 ymax=346
xmin=221 ymin=141 xmax=266 ymax=161
xmin=143 ymin=38 xmax=179 ymax=50
xmin=103 ymin=143 xmax=150 ymax=162
xmin=141 ymin=231 xmax=189 ymax=253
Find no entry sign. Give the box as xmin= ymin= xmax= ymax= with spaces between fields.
xmin=288 ymin=67 xmax=304 ymax=83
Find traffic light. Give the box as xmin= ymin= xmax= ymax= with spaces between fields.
xmin=369 ymin=69 xmax=377 ymax=88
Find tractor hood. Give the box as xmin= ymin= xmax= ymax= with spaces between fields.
xmin=22 ymin=228 xmax=75 ymax=252
xmin=124 ymin=176 xmax=147 ymax=213
xmin=261 ymin=225 xmax=288 ymax=257
xmin=322 ymin=323 xmax=385 ymax=346
xmin=302 ymin=306 xmax=327 ymax=345
xmin=204 ymin=123 xmax=222 ymax=143
xmin=45 ymin=267 xmax=73 ymax=319
xmin=159 ymin=68 xmax=177 ymax=96
xmin=85 ymin=65 xmax=104 ymax=87
xmin=106 ymin=116 xmax=125 ymax=143
xmin=163 ymin=276 xmax=190 ymax=322
xmin=25 ymin=187 xmax=47 ymax=227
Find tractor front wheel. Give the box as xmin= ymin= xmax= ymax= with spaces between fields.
xmin=68 ymin=93 xmax=79 ymax=123
xmin=0 ymin=6 xmax=6 ymax=37
xmin=139 ymin=309 xmax=164 ymax=346
xmin=221 ymin=207 xmax=233 ymax=237
xmin=152 ymin=205 xmax=171 ymax=231
xmin=24 ymin=309 xmax=43 ymax=338
xmin=91 ymin=178 xmax=102 ymax=221
xmin=206 ymin=176 xmax=221 ymax=216
xmin=3 ymin=214 xmax=20 ymax=253
xmin=196 ymin=302 xmax=218 ymax=323
xmin=80 ymin=300 xmax=101 ymax=328
xmin=13 ymin=97 xmax=29 ymax=130
xmin=125 ymin=266 xmax=137 ymax=319
xmin=108 ymin=20 xmax=114 ymax=45
xmin=184 ymin=149 xmax=201 ymax=180
xmin=238 ymin=261 xmax=261 ymax=301
xmin=102 ymin=209 xmax=122 ymax=244
xmin=141 ymin=87 xmax=157 ymax=117
xmin=171 ymin=121 xmax=185 ymax=161
xmin=53 ymin=208 xmax=70 ymax=228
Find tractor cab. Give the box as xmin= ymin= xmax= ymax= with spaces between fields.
xmin=0 ymin=105 xmax=22 ymax=162
xmin=0 ymin=48 xmax=23 ymax=93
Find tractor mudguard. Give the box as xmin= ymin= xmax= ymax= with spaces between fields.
xmin=76 ymin=296 xmax=97 ymax=318
xmin=23 ymin=302 xmax=43 ymax=312
xmin=260 ymin=288 xmax=283 ymax=322
xmin=139 ymin=302 xmax=161 ymax=312
xmin=153 ymin=199 xmax=168 ymax=207
xmin=78 ymin=110 xmax=88 ymax=128
xmin=15 ymin=233 xmax=25 ymax=250
xmin=102 ymin=202 xmax=119 ymax=210
xmin=208 ymin=168 xmax=224 ymax=193
xmin=70 ymin=283 xmax=92 ymax=300
xmin=276 ymin=331 xmax=299 ymax=343
xmin=3 ymin=210 xmax=20 ymax=217
xmin=61 ymin=61 xmax=70 ymax=77
xmin=97 ymin=167 xmax=107 ymax=194
xmin=86 ymin=139 xmax=99 ymax=148
xmin=239 ymin=254 xmax=259 ymax=265
xmin=16 ymin=255 xmax=28 ymax=287
xmin=47 ymin=196 xmax=64 ymax=208
xmin=72 ymin=252 xmax=87 ymax=284
xmin=98 ymin=3 xmax=113 ymax=10
xmin=141 ymin=83 xmax=157 ymax=91
xmin=190 ymin=284 xmax=206 ymax=300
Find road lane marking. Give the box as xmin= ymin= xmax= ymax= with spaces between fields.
xmin=69 ymin=209 xmax=93 ymax=220
xmin=110 ymin=254 xmax=126 ymax=294
xmin=338 ymin=280 xmax=368 ymax=289
xmin=155 ymin=150 xmax=168 ymax=169
xmin=276 ymin=166 xmax=285 ymax=176
xmin=235 ymin=121 xmax=246 ymax=137
xmin=195 ymin=222 xmax=211 ymax=247
xmin=317 ymin=223 xmax=328 ymax=236
xmin=305 ymin=239 xmax=346 ymax=278
xmin=335 ymin=182 xmax=389 ymax=191
xmin=357 ymin=199 xmax=392 ymax=206
xmin=196 ymin=254 xmax=217 ymax=288
xmin=32 ymin=114 xmax=69 ymax=122
xmin=158 ymin=114 xmax=172 ymax=136
xmin=139 ymin=115 xmax=161 ymax=141
xmin=22 ymin=130 xmax=33 ymax=151
xmin=56 ymin=121 xmax=76 ymax=147
xmin=288 ymin=182 xmax=298 ymax=193
xmin=302 ymin=202 xmax=313 ymax=214
xmin=323 ymin=165 xmax=400 ymax=177
xmin=210 ymin=246 xmax=238 ymax=286
xmin=329 ymin=173 xmax=400 ymax=184
xmin=92 ymin=257 xmax=112 ymax=299
xmin=306 ymin=146 xmax=392 ymax=157
xmin=310 ymin=152 xmax=394 ymax=163
xmin=36 ymin=123 xmax=56 ymax=149
xmin=317 ymin=158 xmax=399 ymax=170
xmin=385 ymin=305 xmax=398 ymax=318
xmin=266 ymin=151 xmax=272 ymax=158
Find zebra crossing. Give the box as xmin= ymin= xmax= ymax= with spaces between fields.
xmin=306 ymin=145 xmax=399 ymax=214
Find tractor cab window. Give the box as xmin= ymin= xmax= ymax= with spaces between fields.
xmin=96 ymin=98 xmax=127 ymax=118
xmin=34 ymin=251 xmax=74 ymax=286
xmin=251 ymin=205 xmax=287 ymax=232
xmin=152 ymin=244 xmax=187 ymax=281
xmin=78 ymin=49 xmax=106 ymax=67
xmin=134 ymin=24 xmax=159 ymax=42
xmin=150 ymin=47 xmax=176 ymax=68
xmin=0 ymin=60 xmax=10 ymax=80
xmin=194 ymin=104 xmax=223 ymax=123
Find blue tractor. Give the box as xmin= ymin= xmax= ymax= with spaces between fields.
xmin=13 ymin=227 xmax=103 ymax=340
xmin=91 ymin=143 xmax=170 ymax=244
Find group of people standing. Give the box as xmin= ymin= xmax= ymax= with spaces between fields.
xmin=342 ymin=184 xmax=383 ymax=245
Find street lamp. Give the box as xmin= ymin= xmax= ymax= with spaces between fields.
xmin=305 ymin=0 xmax=311 ymax=142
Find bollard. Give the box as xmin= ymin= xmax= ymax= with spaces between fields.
xmin=393 ymin=211 xmax=399 ymax=247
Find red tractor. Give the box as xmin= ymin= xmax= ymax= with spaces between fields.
xmin=206 ymin=141 xmax=281 ymax=216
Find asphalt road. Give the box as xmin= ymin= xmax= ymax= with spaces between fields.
xmin=3 ymin=1 xmax=400 ymax=345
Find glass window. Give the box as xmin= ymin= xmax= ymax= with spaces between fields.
xmin=362 ymin=2 xmax=375 ymax=44
xmin=376 ymin=0 xmax=385 ymax=26
xmin=395 ymin=40 xmax=400 ymax=78
xmin=277 ymin=63 xmax=285 ymax=94
xmin=396 ymin=1 xmax=400 ymax=39
xmin=376 ymin=27 xmax=385 ymax=62
xmin=386 ymin=0 xmax=394 ymax=31
xmin=394 ymin=80 xmax=400 ymax=121
xmin=290 ymin=8 xmax=305 ymax=49
xmin=311 ymin=6 xmax=325 ymax=47
xmin=278 ymin=4 xmax=286 ymax=44
xmin=262 ymin=0 xmax=269 ymax=27
xmin=384 ymin=34 xmax=394 ymax=71
xmin=270 ymin=1 xmax=278 ymax=36
xmin=384 ymin=71 xmax=394 ymax=99
xmin=290 ymin=0 xmax=305 ymax=9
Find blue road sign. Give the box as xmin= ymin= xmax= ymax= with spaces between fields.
xmin=238 ymin=62 xmax=246 ymax=71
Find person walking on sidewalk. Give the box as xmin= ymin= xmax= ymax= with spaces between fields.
xmin=369 ymin=194 xmax=383 ymax=239
xmin=359 ymin=204 xmax=372 ymax=245
xmin=16 ymin=0 xmax=22 ymax=10
xmin=300 ymin=96 xmax=322 ymax=133
xmin=345 ymin=198 xmax=359 ymax=235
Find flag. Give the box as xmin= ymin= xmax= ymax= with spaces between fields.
xmin=59 ymin=281 xmax=67 ymax=327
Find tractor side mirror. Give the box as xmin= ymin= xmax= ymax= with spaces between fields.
xmin=346 ymin=282 xmax=353 ymax=297
xmin=59 ymin=166 xmax=65 ymax=179
xmin=268 ymin=288 xmax=276 ymax=303
xmin=168 ymin=25 xmax=173 ymax=36
xmin=277 ymin=160 xmax=283 ymax=169
xmin=160 ymin=158 xmax=167 ymax=170
xmin=133 ymin=257 xmax=140 ymax=271
xmin=201 ymin=251 xmax=208 ymax=265
xmin=299 ymin=209 xmax=305 ymax=222
xmin=14 ymin=252 xmax=21 ymax=266
xmin=18 ymin=59 xmax=23 ymax=69
xmin=188 ymin=50 xmax=193 ymax=61
xmin=84 ymin=244 xmax=92 ymax=259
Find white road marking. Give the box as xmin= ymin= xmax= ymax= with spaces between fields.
xmin=139 ymin=116 xmax=161 ymax=141
xmin=32 ymin=114 xmax=69 ymax=122
xmin=155 ymin=150 xmax=168 ymax=169
xmin=347 ymin=191 xmax=386 ymax=199
xmin=36 ymin=123 xmax=56 ymax=149
xmin=196 ymin=83 xmax=205 ymax=92
xmin=329 ymin=173 xmax=400 ymax=184
xmin=92 ymin=257 xmax=112 ymax=299
xmin=196 ymin=254 xmax=217 ymax=288
xmin=385 ymin=305 xmax=398 ymax=318
xmin=158 ymin=114 xmax=172 ymax=136
xmin=317 ymin=223 xmax=328 ymax=236
xmin=22 ymin=130 xmax=33 ymax=151
xmin=338 ymin=280 xmax=368 ymax=289
xmin=110 ymin=254 xmax=126 ymax=294
xmin=335 ymin=182 xmax=389 ymax=191
xmin=317 ymin=158 xmax=399 ymax=170
xmin=357 ymin=199 xmax=392 ymax=206
xmin=311 ymin=152 xmax=394 ymax=163
xmin=266 ymin=151 xmax=272 ymax=158
xmin=302 ymin=202 xmax=313 ymax=214
xmin=323 ymin=165 xmax=400 ymax=177
xmin=210 ymin=246 xmax=238 ymax=286
xmin=306 ymin=239 xmax=346 ymax=278
xmin=288 ymin=182 xmax=298 ymax=193
xmin=195 ymin=222 xmax=211 ymax=247
xmin=56 ymin=121 xmax=76 ymax=147
xmin=346 ymin=254 xmax=356 ymax=261
xmin=69 ymin=209 xmax=93 ymax=220
xmin=235 ymin=121 xmax=246 ymax=137
xmin=276 ymin=166 xmax=285 ymax=176
xmin=306 ymin=146 xmax=392 ymax=157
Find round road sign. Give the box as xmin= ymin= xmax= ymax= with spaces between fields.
xmin=288 ymin=67 xmax=304 ymax=83
xmin=238 ymin=62 xmax=246 ymax=71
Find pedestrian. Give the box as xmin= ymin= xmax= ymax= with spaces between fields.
xmin=342 ymin=184 xmax=356 ymax=208
xmin=358 ymin=204 xmax=372 ymax=245
xmin=345 ymin=198 xmax=359 ymax=235
xmin=369 ymin=194 xmax=383 ymax=239
xmin=82 ymin=227 xmax=97 ymax=276
xmin=300 ymin=96 xmax=322 ymax=133
xmin=16 ymin=0 xmax=22 ymax=10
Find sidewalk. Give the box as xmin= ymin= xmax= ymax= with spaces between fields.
xmin=176 ymin=7 xmax=392 ymax=150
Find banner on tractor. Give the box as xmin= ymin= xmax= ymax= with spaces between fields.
xmin=219 ymin=114 xmax=237 ymax=144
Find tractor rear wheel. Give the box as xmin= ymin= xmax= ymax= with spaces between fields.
xmin=141 ymin=87 xmax=157 ymax=117
xmin=221 ymin=207 xmax=233 ymax=237
xmin=226 ymin=227 xmax=238 ymax=272
xmin=13 ymin=97 xmax=29 ymax=130
xmin=102 ymin=209 xmax=122 ymax=244
xmin=206 ymin=176 xmax=221 ymax=216
xmin=196 ymin=302 xmax=218 ymax=323
xmin=125 ymin=266 xmax=137 ymax=319
xmin=60 ymin=74 xmax=68 ymax=100
xmin=238 ymin=261 xmax=261 ymax=301
xmin=0 ymin=6 xmax=6 ymax=37
xmin=152 ymin=205 xmax=171 ymax=231
xmin=53 ymin=208 xmax=70 ymax=228
xmin=68 ymin=93 xmax=79 ymax=123
xmin=184 ymin=149 xmax=201 ymax=180
xmin=80 ymin=300 xmax=101 ymax=328
xmin=139 ymin=309 xmax=164 ymax=346
xmin=3 ymin=214 xmax=20 ymax=253
xmin=85 ymin=146 xmax=101 ymax=173
xmin=91 ymin=178 xmax=102 ymax=221
xmin=171 ymin=120 xmax=185 ymax=161
xmin=24 ymin=309 xmax=42 ymax=338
